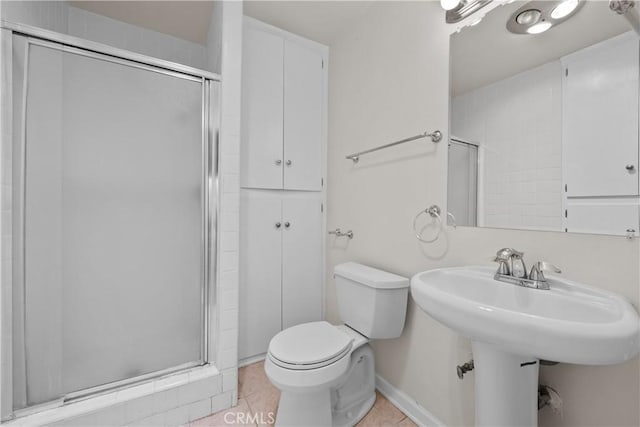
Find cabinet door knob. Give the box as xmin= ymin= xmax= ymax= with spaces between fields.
xmin=284 ymin=222 xmax=290 ymax=228
xmin=275 ymin=222 xmax=281 ymax=228
xmin=625 ymin=164 xmax=635 ymax=171
xmin=275 ymin=159 xmax=282 ymax=165
xmin=286 ymin=160 xmax=292 ymax=166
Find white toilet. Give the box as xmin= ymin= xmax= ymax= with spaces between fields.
xmin=264 ymin=262 xmax=409 ymax=427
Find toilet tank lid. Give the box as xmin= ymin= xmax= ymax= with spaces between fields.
xmin=334 ymin=262 xmax=409 ymax=289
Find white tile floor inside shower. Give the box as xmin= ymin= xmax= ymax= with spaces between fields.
xmin=187 ymin=361 xmax=417 ymax=427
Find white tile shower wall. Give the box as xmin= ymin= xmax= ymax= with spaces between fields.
xmin=215 ymin=4 xmax=242 ymax=397
xmin=0 ymin=1 xmax=242 ymax=424
xmin=451 ymin=61 xmax=563 ymax=231
xmin=67 ymin=6 xmax=207 ymax=71
xmin=2 ymin=367 xmax=221 ymax=426
xmin=0 ymin=1 xmax=68 ymax=34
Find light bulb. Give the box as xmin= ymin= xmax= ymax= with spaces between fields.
xmin=551 ymin=0 xmax=579 ymax=19
xmin=527 ymin=21 xmax=552 ymax=34
xmin=441 ymin=0 xmax=461 ymax=11
xmin=516 ymin=9 xmax=541 ymax=25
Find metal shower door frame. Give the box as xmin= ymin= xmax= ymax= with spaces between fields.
xmin=0 ymin=21 xmax=220 ymax=420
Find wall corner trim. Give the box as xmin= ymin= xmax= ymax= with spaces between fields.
xmin=375 ymin=374 xmax=447 ymax=427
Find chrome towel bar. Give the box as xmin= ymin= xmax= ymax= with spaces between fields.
xmin=345 ymin=130 xmax=442 ymax=163
xmin=328 ymin=228 xmax=354 ymax=239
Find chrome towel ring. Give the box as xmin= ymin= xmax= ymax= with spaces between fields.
xmin=413 ymin=205 xmax=443 ymax=243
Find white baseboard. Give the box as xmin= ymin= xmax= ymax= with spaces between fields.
xmin=375 ymin=374 xmax=446 ymax=427
xmin=239 ymin=353 xmax=266 ymax=368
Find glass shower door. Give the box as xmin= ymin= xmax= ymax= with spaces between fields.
xmin=447 ymin=139 xmax=478 ymax=227
xmin=13 ymin=36 xmax=208 ymax=409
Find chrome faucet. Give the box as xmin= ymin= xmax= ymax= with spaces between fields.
xmin=493 ymin=248 xmax=561 ymax=290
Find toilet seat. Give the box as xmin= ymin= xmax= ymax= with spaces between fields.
xmin=268 ymin=321 xmax=353 ymax=370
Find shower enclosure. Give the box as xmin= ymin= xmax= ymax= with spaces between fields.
xmin=2 ymin=25 xmax=219 ymax=417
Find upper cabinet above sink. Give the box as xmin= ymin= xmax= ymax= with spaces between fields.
xmin=411 ymin=266 xmax=639 ymax=365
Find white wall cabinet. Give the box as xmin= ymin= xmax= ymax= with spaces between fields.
xmin=561 ymin=32 xmax=640 ymax=236
xmin=241 ymin=24 xmax=324 ymax=191
xmin=563 ymin=32 xmax=639 ymax=198
xmin=239 ymin=190 xmax=323 ymax=360
xmin=239 ymin=18 xmax=327 ymax=361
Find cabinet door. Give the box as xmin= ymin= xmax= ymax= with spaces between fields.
xmin=239 ymin=190 xmax=282 ymax=359
xmin=566 ymin=200 xmax=639 ymax=236
xmin=241 ymin=28 xmax=284 ymax=190
xmin=283 ymin=40 xmax=323 ymax=191
xmin=281 ymin=194 xmax=323 ymax=329
xmin=563 ymin=33 xmax=639 ymax=197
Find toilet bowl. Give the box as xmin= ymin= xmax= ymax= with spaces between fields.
xmin=265 ymin=262 xmax=409 ymax=426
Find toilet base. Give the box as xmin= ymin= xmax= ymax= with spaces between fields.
xmin=331 ymin=393 xmax=375 ymax=427
xmin=276 ymin=388 xmax=333 ymax=427
xmin=330 ymin=344 xmax=376 ymax=427
xmin=273 ymin=344 xmax=376 ymax=427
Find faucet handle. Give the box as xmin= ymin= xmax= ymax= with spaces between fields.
xmin=538 ymin=261 xmax=561 ymax=274
xmin=495 ymin=248 xmax=524 ymax=261
xmin=492 ymin=253 xmax=511 ymax=275
xmin=510 ymin=249 xmax=524 ymax=259
xmin=529 ymin=261 xmax=561 ymax=281
xmin=496 ymin=248 xmax=524 ymax=260
xmin=494 ymin=259 xmax=510 ymax=275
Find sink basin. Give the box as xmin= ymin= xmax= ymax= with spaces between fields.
xmin=411 ymin=266 xmax=640 ymax=427
xmin=411 ymin=266 xmax=639 ymax=365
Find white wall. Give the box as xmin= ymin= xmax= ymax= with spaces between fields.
xmin=326 ymin=2 xmax=639 ymax=426
xmin=452 ymin=61 xmax=563 ymax=232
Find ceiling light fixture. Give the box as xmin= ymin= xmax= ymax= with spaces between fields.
xmin=507 ymin=0 xmax=583 ymax=35
xmin=551 ymin=0 xmax=579 ymax=19
xmin=445 ymin=0 xmax=493 ymax=23
xmin=526 ymin=21 xmax=553 ymax=34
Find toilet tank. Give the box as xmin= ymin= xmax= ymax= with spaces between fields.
xmin=334 ymin=262 xmax=409 ymax=339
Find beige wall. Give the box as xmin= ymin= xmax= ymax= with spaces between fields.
xmin=325 ymin=2 xmax=640 ymax=426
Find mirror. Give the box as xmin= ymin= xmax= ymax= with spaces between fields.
xmin=448 ymin=0 xmax=639 ymax=237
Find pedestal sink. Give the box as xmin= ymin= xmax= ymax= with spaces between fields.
xmin=411 ymin=266 xmax=640 ymax=427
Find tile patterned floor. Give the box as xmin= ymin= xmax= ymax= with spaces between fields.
xmin=189 ymin=361 xmax=417 ymax=427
